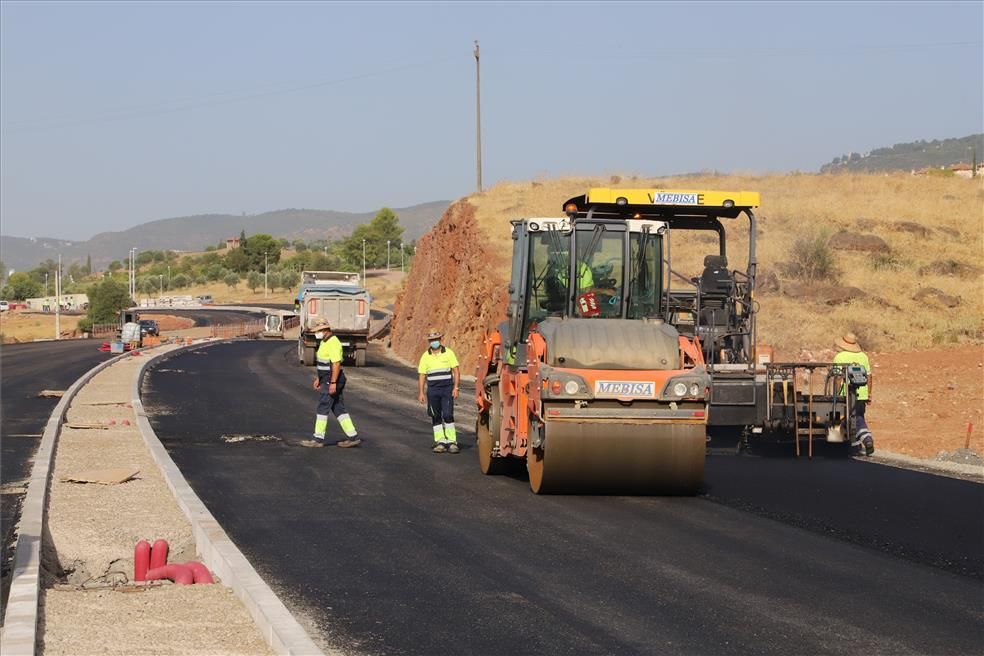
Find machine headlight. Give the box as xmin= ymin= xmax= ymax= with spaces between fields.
xmin=673 ymin=382 xmax=688 ymax=397
xmin=564 ymin=380 xmax=580 ymax=395
xmin=689 ymin=383 xmax=702 ymax=397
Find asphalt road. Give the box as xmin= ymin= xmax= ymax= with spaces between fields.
xmin=136 ymin=308 xmax=264 ymax=327
xmin=0 ymin=339 xmax=113 ymax=618
xmin=142 ymin=341 xmax=984 ymax=655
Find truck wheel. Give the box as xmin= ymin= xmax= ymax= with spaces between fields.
xmin=355 ymin=349 xmax=366 ymax=367
xmin=477 ymin=386 xmax=506 ymax=475
xmin=302 ymin=345 xmax=315 ymax=366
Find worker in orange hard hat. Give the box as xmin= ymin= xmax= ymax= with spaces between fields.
xmin=833 ymin=332 xmax=874 ymax=456
xmin=417 ymin=329 xmax=460 ymax=453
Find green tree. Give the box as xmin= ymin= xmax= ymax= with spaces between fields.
xmin=247 ymin=270 xmax=262 ymax=293
xmin=1 ymin=272 xmax=43 ymax=300
xmin=242 ymin=234 xmax=282 ymax=271
xmin=171 ymin=273 xmax=191 ymax=289
xmin=108 ymin=260 xmax=123 ymax=272
xmin=140 ymin=276 xmax=159 ymax=297
xmin=224 ymin=273 xmax=240 ymax=289
xmin=84 ymin=279 xmax=132 ymax=325
xmin=267 ymin=271 xmax=282 ymax=292
xmin=280 ymin=269 xmax=300 ymax=292
xmin=84 ymin=255 xmax=92 ymax=276
xmin=292 ymin=240 xmax=308 ymax=252
xmin=337 ymin=207 xmax=404 ymax=270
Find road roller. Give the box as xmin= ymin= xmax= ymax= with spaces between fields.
xmin=474 ymin=189 xmax=765 ymax=494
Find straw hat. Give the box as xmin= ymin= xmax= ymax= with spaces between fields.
xmin=426 ymin=328 xmax=443 ymax=340
xmin=312 ymin=321 xmax=332 ymax=333
xmin=834 ymin=332 xmax=862 ymax=353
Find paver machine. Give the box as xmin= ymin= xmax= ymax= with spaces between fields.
xmin=475 ymin=189 xmax=871 ymax=494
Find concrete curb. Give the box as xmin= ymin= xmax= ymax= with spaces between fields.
xmin=867 ymin=450 xmax=984 ymax=482
xmin=132 ymin=340 xmax=324 ymax=656
xmin=0 ymin=349 xmax=130 ymax=656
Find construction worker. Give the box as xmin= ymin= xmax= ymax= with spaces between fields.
xmin=417 ymin=329 xmax=460 ymax=453
xmin=309 ymin=321 xmax=361 ymax=448
xmin=833 ymin=332 xmax=874 ymax=456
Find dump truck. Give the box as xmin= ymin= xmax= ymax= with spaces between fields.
xmin=297 ymin=271 xmax=370 ymax=367
xmin=475 ymin=189 xmax=870 ymax=494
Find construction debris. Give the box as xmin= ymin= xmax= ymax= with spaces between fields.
xmin=60 ymin=467 xmax=140 ymax=485
xmin=38 ymin=389 xmax=66 ymax=398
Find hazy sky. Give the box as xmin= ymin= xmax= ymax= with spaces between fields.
xmin=1 ymin=1 xmax=981 ymax=240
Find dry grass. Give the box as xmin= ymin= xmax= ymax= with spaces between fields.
xmin=1 ymin=311 xmax=82 ymax=343
xmin=464 ymin=173 xmax=983 ymax=353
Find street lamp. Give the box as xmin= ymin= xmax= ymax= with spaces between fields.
xmin=45 ymin=272 xmax=48 ymax=296
xmin=400 ymin=242 xmax=405 ymax=273
xmin=264 ymin=252 xmax=269 ymax=298
xmin=387 ymin=240 xmax=391 ymax=271
xmin=362 ymin=239 xmax=366 ymax=282
xmin=159 ymin=274 xmax=163 ymax=296
xmin=167 ymin=265 xmax=171 ymax=290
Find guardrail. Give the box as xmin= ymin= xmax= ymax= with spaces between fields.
xmin=210 ymin=319 xmax=265 ymax=339
xmin=283 ymin=315 xmax=300 ymax=330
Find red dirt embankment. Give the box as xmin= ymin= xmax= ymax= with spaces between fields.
xmin=391 ymin=200 xmax=508 ymax=376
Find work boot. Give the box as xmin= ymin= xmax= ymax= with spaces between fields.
xmin=447 ymin=443 xmax=460 ymax=454
xmin=337 ymin=438 xmax=362 ymax=448
xmin=301 ymin=436 xmax=325 ymax=448
xmin=432 ymin=442 xmax=447 ymax=453
xmin=863 ymin=435 xmax=875 ymax=457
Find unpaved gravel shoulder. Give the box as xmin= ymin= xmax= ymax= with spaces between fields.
xmin=41 ymin=349 xmax=270 ymax=655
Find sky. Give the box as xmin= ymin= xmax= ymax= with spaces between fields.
xmin=1 ymin=1 xmax=981 ymax=241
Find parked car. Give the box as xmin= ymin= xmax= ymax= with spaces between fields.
xmin=0 ymin=300 xmax=9 ymax=312
xmin=138 ymin=319 xmax=160 ymax=337
xmin=197 ymin=295 xmax=214 ymax=305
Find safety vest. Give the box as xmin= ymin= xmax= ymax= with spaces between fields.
xmin=557 ymin=262 xmax=594 ymax=289
xmin=833 ymin=350 xmax=870 ymax=401
xmin=418 ymin=347 xmax=459 ymax=389
xmin=316 ymin=336 xmax=344 ymax=374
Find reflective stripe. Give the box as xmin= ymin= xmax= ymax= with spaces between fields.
xmin=428 ymin=374 xmax=453 ymax=381
xmin=432 ymin=424 xmax=445 ymax=442
xmin=338 ymin=413 xmax=357 ymax=438
xmin=443 ymin=422 xmax=457 ymax=443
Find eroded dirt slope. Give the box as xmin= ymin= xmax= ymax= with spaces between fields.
xmin=391 ymin=200 xmax=508 ymax=376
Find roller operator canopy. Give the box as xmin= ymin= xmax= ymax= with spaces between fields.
xmin=565 ymin=188 xmax=760 ymax=219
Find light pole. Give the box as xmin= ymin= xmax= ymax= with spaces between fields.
xmin=387 ymin=240 xmax=391 ymax=271
xmin=55 ymin=254 xmax=61 ymax=339
xmin=45 ymin=272 xmax=48 ymax=296
xmin=159 ymin=274 xmax=163 ymax=296
xmin=167 ymin=265 xmax=171 ymax=291
xmin=474 ymin=40 xmax=482 ymax=193
xmin=400 ymin=242 xmax=405 ymax=273
xmin=362 ymin=239 xmax=366 ymax=282
xmin=264 ymin=252 xmax=269 ymax=298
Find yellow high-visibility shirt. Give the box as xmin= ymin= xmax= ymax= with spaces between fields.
xmin=418 ymin=347 xmax=459 ymax=389
xmin=833 ymin=350 xmax=871 ymax=401
xmin=316 ymin=336 xmax=344 ymax=375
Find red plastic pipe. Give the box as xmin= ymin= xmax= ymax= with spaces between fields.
xmin=182 ymin=561 xmax=215 ymax=584
xmin=145 ymin=564 xmax=194 ymax=585
xmin=133 ymin=540 xmax=151 ymax=582
xmin=150 ymin=539 xmax=169 ymax=570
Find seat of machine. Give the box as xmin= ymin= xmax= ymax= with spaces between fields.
xmin=699 ymin=255 xmax=733 ymax=298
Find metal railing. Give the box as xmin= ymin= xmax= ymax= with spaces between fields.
xmin=91 ymin=323 xmax=117 ymax=337
xmin=210 ymin=320 xmax=265 ymax=339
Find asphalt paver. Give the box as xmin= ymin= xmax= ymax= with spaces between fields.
xmin=142 ymin=341 xmax=984 ymax=655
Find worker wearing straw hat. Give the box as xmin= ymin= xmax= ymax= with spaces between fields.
xmin=307 ymin=321 xmax=361 ymax=448
xmin=833 ymin=332 xmax=874 ymax=456
xmin=417 ymin=328 xmax=461 ymax=453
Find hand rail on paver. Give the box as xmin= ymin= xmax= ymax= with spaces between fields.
xmin=1 ymin=349 xmax=131 ymax=656
xmin=132 ymin=341 xmax=324 ymax=656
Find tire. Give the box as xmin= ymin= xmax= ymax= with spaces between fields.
xmin=354 ymin=349 xmax=366 ymax=367
xmin=302 ymin=344 xmax=315 ymax=366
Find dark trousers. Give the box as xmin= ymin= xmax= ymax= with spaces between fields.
xmin=427 ymin=387 xmax=454 ymax=426
xmin=317 ymin=371 xmax=347 ymax=417
xmin=854 ymin=400 xmax=873 ymax=446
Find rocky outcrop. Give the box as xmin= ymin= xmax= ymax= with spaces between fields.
xmin=827 ymin=231 xmax=890 ymax=253
xmin=918 ymin=259 xmax=982 ymax=278
xmin=912 ymin=287 xmax=961 ymax=308
xmin=390 ymin=201 xmax=508 ymax=377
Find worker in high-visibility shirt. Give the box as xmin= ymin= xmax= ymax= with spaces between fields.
xmin=833 ymin=332 xmax=874 ymax=456
xmin=417 ymin=329 xmax=460 ymax=453
xmin=308 ymin=321 xmax=361 ymax=448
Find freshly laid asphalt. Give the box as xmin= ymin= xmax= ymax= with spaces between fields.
xmin=0 ymin=339 xmax=113 ymax=618
xmin=142 ymin=340 xmax=984 ymax=655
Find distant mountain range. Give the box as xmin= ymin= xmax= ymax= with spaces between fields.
xmin=821 ymin=134 xmax=983 ymax=173
xmin=1 ymin=201 xmax=449 ymax=273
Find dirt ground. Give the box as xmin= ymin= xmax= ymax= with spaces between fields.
xmin=152 ymin=314 xmax=195 ymax=332
xmin=0 ymin=311 xmax=81 ymax=343
xmin=41 ymin=348 xmax=270 ymax=655
xmin=865 ymin=345 xmax=984 ymax=459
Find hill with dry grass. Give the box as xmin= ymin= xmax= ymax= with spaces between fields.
xmin=393 ymin=173 xmax=983 ymax=376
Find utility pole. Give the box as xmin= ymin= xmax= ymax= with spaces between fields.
xmin=362 ymin=239 xmax=366 ymax=283
xmin=264 ymin=252 xmax=269 ymax=298
xmin=387 ymin=240 xmax=391 ymax=271
xmin=45 ymin=272 xmax=48 ymax=296
xmin=474 ymin=40 xmax=482 ymax=193
xmin=55 ymin=254 xmax=61 ymax=339
xmin=400 ymin=242 xmax=405 ymax=273
xmin=159 ymin=274 xmax=163 ymax=296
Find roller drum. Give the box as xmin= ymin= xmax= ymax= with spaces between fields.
xmin=528 ymin=420 xmax=705 ymax=494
